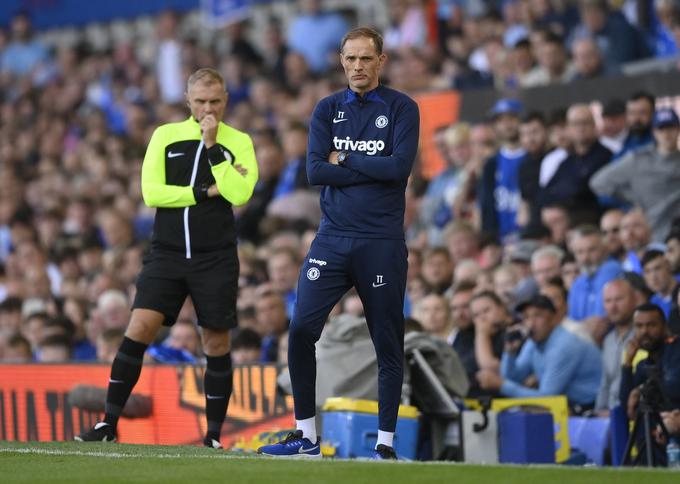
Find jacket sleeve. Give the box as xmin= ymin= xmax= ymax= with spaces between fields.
xmin=589 ymin=153 xmax=635 ymax=202
xmin=306 ymin=99 xmax=377 ymax=187
xmin=141 ymin=127 xmax=198 ymax=208
xmin=209 ymin=134 xmax=259 ymax=207
xmin=478 ymin=156 xmax=499 ymax=240
xmin=342 ymin=98 xmax=420 ymax=182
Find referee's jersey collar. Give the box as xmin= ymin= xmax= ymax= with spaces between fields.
xmin=343 ymin=85 xmax=387 ymax=105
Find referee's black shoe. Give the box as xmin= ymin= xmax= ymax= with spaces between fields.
xmin=75 ymin=422 xmax=117 ymax=442
xmin=203 ymin=436 xmax=223 ymax=449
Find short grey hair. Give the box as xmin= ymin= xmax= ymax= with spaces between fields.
xmin=531 ymin=245 xmax=565 ymax=266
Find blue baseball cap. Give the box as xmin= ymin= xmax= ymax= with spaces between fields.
xmin=489 ymin=98 xmax=523 ymax=119
xmin=652 ymin=107 xmax=680 ymax=129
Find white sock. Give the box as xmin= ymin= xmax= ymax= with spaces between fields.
xmin=296 ymin=417 xmax=317 ymax=442
xmin=376 ymin=430 xmax=394 ymax=449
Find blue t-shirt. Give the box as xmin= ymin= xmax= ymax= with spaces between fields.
xmin=494 ymin=147 xmax=526 ymax=241
xmin=568 ymin=259 xmax=623 ymax=321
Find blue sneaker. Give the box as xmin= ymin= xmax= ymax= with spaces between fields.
xmin=372 ymin=444 xmax=397 ymax=460
xmin=257 ymin=430 xmax=321 ymax=458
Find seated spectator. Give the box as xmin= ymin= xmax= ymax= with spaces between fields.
xmin=477 ymin=295 xmax=602 ymax=413
xmin=493 ymin=264 xmax=521 ymax=309
xmin=568 ymin=225 xmax=623 ymax=333
xmin=541 ymin=203 xmax=571 ymax=249
xmin=0 ymin=12 xmax=50 ymax=77
xmin=2 ymin=333 xmax=32 ymax=362
xmin=619 ymin=208 xmax=656 ymax=273
xmin=618 ymin=91 xmax=655 ymax=159
xmin=37 ymin=334 xmax=73 ymax=363
xmin=522 ymin=32 xmax=574 ymax=87
xmin=469 ymin=291 xmax=511 ymax=396
xmin=600 ymin=208 xmax=626 ymax=261
xmin=254 ymin=291 xmax=289 ymax=363
xmin=531 ymin=245 xmax=564 ymax=289
xmin=620 ymin=303 xmax=680 ymax=464
xmin=569 ymin=36 xmax=617 ymax=81
xmin=0 ymin=297 xmax=23 ymax=334
xmin=598 ymin=99 xmax=628 ymax=155
xmin=444 ymin=220 xmax=480 ymax=266
xmin=540 ymin=277 xmax=593 ymax=344
xmin=569 ymin=0 xmax=650 ymax=67
xmin=590 ymin=108 xmax=680 ymax=243
xmin=165 ymin=318 xmax=202 ymax=358
xmin=449 ymin=281 xmax=478 ymax=392
xmin=560 ymin=252 xmax=580 ymax=291
xmin=642 ymin=250 xmax=679 ymax=318
xmin=231 ymin=328 xmax=262 ymax=365
xmin=666 ymin=231 xmax=680 ymax=280
xmin=421 ymin=247 xmax=453 ymax=294
xmin=595 ymin=279 xmax=636 ymax=412
xmin=453 ymin=258 xmax=482 ymax=286
xmin=413 ymin=293 xmax=453 ymax=342
xmin=96 ymin=328 xmax=125 ymax=363
xmin=419 ymin=123 xmax=471 ymax=245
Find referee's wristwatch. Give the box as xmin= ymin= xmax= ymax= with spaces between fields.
xmin=336 ymin=151 xmax=348 ymax=165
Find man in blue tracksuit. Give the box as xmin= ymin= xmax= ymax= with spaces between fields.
xmin=258 ymin=27 xmax=419 ymax=460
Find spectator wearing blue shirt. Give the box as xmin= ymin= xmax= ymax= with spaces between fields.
xmin=568 ymin=225 xmax=623 ymax=340
xmin=0 ymin=12 xmax=50 ymax=78
xmin=477 ymin=295 xmax=602 ymax=412
xmin=479 ymin=98 xmax=527 ymax=243
xmin=287 ymin=0 xmax=348 ymax=73
xmin=620 ymin=209 xmax=657 ymax=274
xmin=642 ymin=249 xmax=678 ymax=319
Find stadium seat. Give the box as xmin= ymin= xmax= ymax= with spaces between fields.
xmin=568 ymin=416 xmax=610 ymax=466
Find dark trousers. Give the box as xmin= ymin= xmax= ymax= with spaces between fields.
xmin=288 ymin=234 xmax=407 ymax=432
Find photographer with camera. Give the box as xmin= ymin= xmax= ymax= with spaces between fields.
xmin=620 ymin=303 xmax=680 ymax=466
xmin=476 ymin=295 xmax=602 ymax=414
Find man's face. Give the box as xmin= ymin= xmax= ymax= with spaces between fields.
xmin=541 ymin=207 xmax=569 ymax=245
xmin=540 ymin=285 xmax=567 ymax=317
xmin=255 ymin=295 xmax=288 ymax=336
xmin=573 ymin=39 xmax=601 ymax=77
xmin=470 ymin=296 xmax=505 ymax=332
xmin=626 ymin=98 xmax=654 ymax=134
xmin=168 ymin=323 xmax=200 ymax=355
xmin=620 ymin=211 xmax=650 ymax=252
xmin=494 ymin=113 xmax=521 ymax=144
xmin=666 ymin=238 xmax=680 ymax=273
xmin=567 ymin=106 xmax=596 ymax=146
xmin=340 ymin=37 xmax=386 ymax=94
xmin=600 ymin=211 xmax=624 ymax=256
xmin=633 ymin=309 xmax=666 ymax=352
xmin=603 ymin=281 xmax=636 ymax=326
xmin=573 ymin=233 xmax=604 ymax=275
xmin=531 ymin=254 xmax=561 ymax=288
xmin=415 ymin=294 xmax=450 ymax=335
xmin=522 ymin=306 xmax=555 ymax=343
xmin=520 ymin=120 xmax=547 ymax=155
xmin=643 ymin=255 xmax=674 ymax=295
xmin=653 ymin=125 xmax=680 ymax=153
xmin=186 ymin=80 xmax=227 ymax=124
xmin=422 ymin=252 xmax=453 ymax=288
xmin=450 ymin=290 xmax=473 ymax=330
xmin=267 ymin=253 xmax=299 ymax=293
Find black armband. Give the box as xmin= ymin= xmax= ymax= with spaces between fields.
xmin=193 ymin=183 xmax=209 ymax=203
xmin=207 ymin=145 xmax=233 ymax=167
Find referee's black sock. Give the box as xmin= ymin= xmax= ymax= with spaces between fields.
xmin=204 ymin=352 xmax=233 ymax=442
xmin=103 ymin=337 xmax=148 ymax=429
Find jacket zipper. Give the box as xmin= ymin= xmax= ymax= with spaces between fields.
xmin=184 ymin=139 xmax=204 ymax=259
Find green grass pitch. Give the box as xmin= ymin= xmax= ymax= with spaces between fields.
xmin=1 ymin=441 xmax=678 ymax=484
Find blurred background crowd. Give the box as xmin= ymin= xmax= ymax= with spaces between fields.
xmin=0 ymin=0 xmax=680 ymax=417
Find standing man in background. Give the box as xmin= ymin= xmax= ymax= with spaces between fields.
xmin=76 ymin=68 xmax=258 ymax=448
xmin=258 ymin=27 xmax=419 ymax=460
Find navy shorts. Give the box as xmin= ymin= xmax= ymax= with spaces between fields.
xmin=132 ymin=246 xmax=238 ymax=330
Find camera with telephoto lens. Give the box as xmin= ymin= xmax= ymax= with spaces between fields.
xmin=639 ymin=365 xmax=669 ymax=412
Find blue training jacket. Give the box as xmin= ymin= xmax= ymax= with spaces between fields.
xmin=307 ymin=85 xmax=420 ymax=240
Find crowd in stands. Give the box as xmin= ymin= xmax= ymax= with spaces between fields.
xmin=1 ymin=0 xmax=680 ymax=421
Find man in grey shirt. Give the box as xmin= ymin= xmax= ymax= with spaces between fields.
xmin=595 ymin=278 xmax=637 ymax=412
xmin=590 ymin=107 xmax=680 ymax=243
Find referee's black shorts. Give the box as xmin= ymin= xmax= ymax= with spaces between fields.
xmin=132 ymin=246 xmax=238 ymax=330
